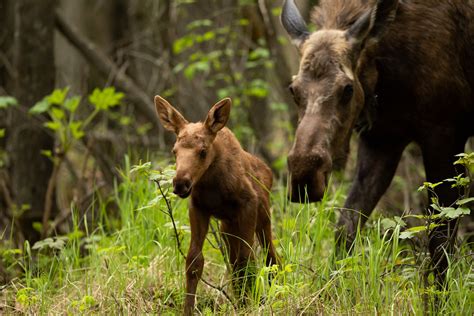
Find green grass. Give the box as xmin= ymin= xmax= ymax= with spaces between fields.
xmin=1 ymin=158 xmax=473 ymax=315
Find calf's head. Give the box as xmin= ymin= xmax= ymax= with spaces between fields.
xmin=154 ymin=96 xmax=231 ymax=198
xmin=281 ymin=0 xmax=398 ymax=202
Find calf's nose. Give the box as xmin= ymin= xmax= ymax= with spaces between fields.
xmin=173 ymin=176 xmax=192 ymax=196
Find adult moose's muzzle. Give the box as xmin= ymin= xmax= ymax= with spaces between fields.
xmin=287 ymin=152 xmax=331 ymax=202
xmin=287 ymin=135 xmax=332 ymax=203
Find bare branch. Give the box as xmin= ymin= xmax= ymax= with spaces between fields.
xmin=54 ymin=12 xmax=159 ymax=127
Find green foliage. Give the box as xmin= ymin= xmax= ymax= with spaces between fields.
xmin=29 ymin=87 xmax=125 ymax=157
xmin=171 ymin=9 xmax=280 ymax=144
xmin=387 ymin=152 xmax=473 ymax=241
xmin=88 ymin=87 xmax=124 ymax=110
xmin=1 ymin=154 xmax=472 ymax=314
xmin=0 ymin=96 xmax=18 ymax=109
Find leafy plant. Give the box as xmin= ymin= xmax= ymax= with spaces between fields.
xmin=29 ymin=87 xmax=125 ymax=237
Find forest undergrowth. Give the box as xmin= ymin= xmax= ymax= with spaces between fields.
xmin=1 ymin=156 xmax=473 ymax=315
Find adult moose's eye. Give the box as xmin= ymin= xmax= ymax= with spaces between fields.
xmin=288 ymin=84 xmax=295 ymax=96
xmin=199 ymin=149 xmax=207 ymax=159
xmin=341 ymin=84 xmax=354 ymax=105
xmin=288 ymin=84 xmax=301 ymax=105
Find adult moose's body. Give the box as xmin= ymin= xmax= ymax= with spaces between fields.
xmin=281 ymin=0 xmax=474 ymax=282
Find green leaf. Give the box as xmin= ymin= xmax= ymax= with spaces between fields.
xmin=32 ymin=237 xmax=67 ymax=250
xmin=41 ymin=150 xmax=53 ymax=158
xmin=417 ymin=181 xmax=443 ymax=192
xmin=119 ymin=116 xmax=132 ymax=126
xmin=456 ymin=197 xmax=474 ymax=206
xmin=88 ymin=87 xmax=124 ymax=110
xmin=0 ymin=129 xmax=4 ymax=138
xmin=29 ymin=99 xmax=50 ymax=114
xmin=44 ymin=121 xmax=61 ymax=131
xmin=249 ymin=48 xmax=270 ymax=61
xmin=0 ymin=96 xmax=18 ymax=109
xmin=184 ymin=61 xmax=210 ymax=79
xmin=64 ymin=96 xmax=81 ymax=113
xmin=46 ymin=87 xmax=69 ymax=105
xmin=130 ymin=162 xmax=152 ymax=175
xmin=69 ymin=121 xmax=84 ymax=139
xmin=173 ymin=36 xmax=194 ymax=54
xmin=186 ymin=19 xmax=213 ymax=31
xmin=381 ymin=218 xmax=397 ymax=230
xmin=50 ymin=107 xmax=65 ymax=120
xmin=440 ymin=206 xmax=470 ymax=219
xmin=32 ymin=222 xmax=42 ymax=233
xmin=399 ymin=231 xmax=415 ymax=240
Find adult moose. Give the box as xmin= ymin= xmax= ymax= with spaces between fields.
xmin=281 ymin=0 xmax=474 ymax=283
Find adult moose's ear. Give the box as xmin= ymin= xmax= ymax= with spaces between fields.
xmin=154 ymin=95 xmax=188 ymax=134
xmin=346 ymin=0 xmax=399 ymax=47
xmin=205 ymin=98 xmax=231 ymax=134
xmin=280 ymin=0 xmax=310 ymax=49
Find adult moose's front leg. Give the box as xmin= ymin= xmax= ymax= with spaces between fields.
xmin=184 ymin=207 xmax=210 ymax=316
xmin=337 ymin=136 xmax=407 ymax=252
xmin=421 ymin=138 xmax=466 ymax=286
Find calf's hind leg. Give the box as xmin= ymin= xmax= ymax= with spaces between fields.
xmin=256 ymin=202 xmax=279 ymax=267
xmin=220 ymin=209 xmax=257 ymax=301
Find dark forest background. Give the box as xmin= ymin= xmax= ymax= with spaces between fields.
xmin=0 ymin=0 xmax=472 ymax=253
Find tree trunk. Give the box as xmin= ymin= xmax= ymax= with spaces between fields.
xmin=1 ymin=0 xmax=56 ymax=242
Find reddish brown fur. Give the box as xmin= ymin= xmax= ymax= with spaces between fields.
xmin=154 ymin=96 xmax=278 ymax=315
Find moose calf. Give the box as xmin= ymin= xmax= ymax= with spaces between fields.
xmin=154 ymin=95 xmax=279 ymax=315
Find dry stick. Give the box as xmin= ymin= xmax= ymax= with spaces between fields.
xmin=41 ymin=156 xmax=64 ymax=238
xmin=154 ymin=179 xmax=237 ymax=310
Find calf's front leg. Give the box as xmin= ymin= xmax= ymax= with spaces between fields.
xmin=184 ymin=206 xmax=210 ymax=316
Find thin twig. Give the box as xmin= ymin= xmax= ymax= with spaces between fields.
xmin=154 ymin=179 xmax=185 ymax=259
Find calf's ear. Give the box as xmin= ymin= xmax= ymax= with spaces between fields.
xmin=205 ymin=98 xmax=231 ymax=134
xmin=154 ymin=95 xmax=188 ymax=134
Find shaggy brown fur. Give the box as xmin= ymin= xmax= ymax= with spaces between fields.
xmin=282 ymin=0 xmax=474 ymax=284
xmin=154 ymin=96 xmax=279 ymax=315
xmin=311 ymin=0 xmax=374 ymax=30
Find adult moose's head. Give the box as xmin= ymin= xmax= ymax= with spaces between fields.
xmin=281 ymin=0 xmax=398 ymax=202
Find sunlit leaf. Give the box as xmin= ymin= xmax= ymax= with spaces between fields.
xmin=440 ymin=206 xmax=470 ymax=219
xmin=456 ymin=197 xmax=474 ymax=205
xmin=0 ymin=96 xmax=18 ymax=109
xmin=46 ymin=87 xmax=69 ymax=105
xmin=69 ymin=121 xmax=84 ymax=139
xmin=44 ymin=121 xmax=61 ymax=131
xmin=64 ymin=96 xmax=81 ymax=113
xmin=50 ymin=107 xmax=65 ymax=120
xmin=30 ymin=99 xmax=50 ymax=114
xmin=88 ymin=87 xmax=124 ymax=110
